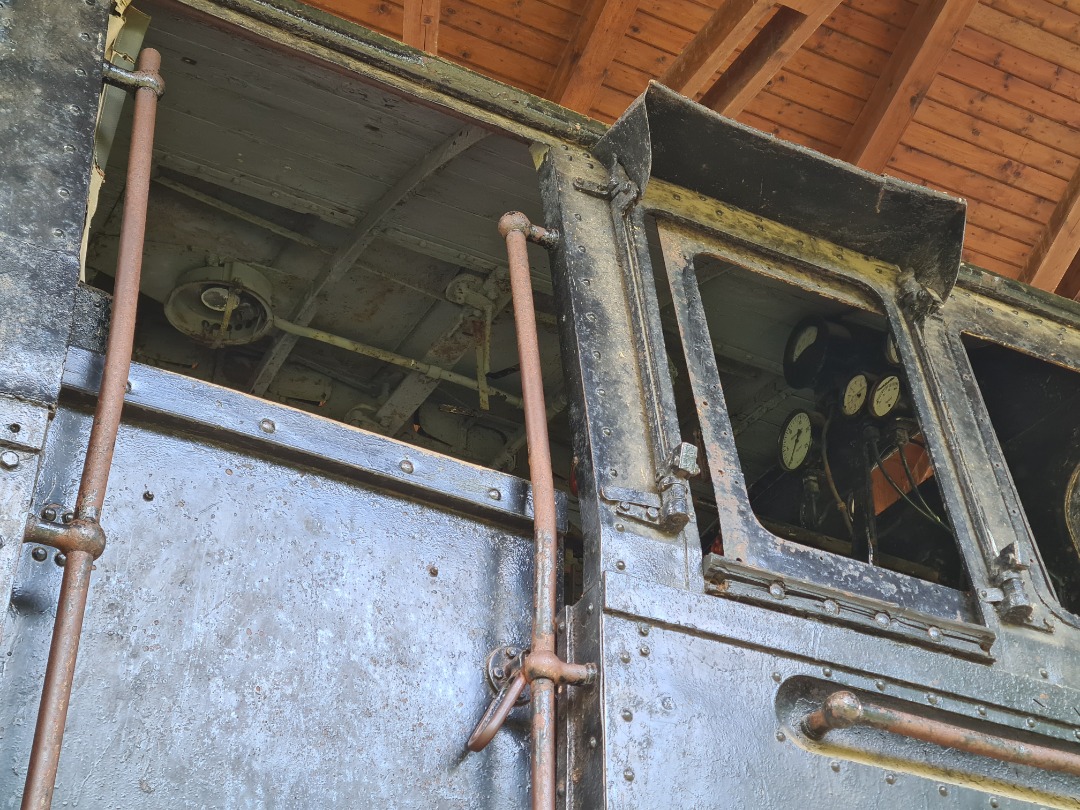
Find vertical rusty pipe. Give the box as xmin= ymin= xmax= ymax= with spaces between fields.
xmin=22 ymin=48 xmax=162 ymax=810
xmin=499 ymin=212 xmax=559 ymax=810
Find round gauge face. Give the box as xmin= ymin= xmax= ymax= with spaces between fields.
xmin=869 ymin=374 xmax=902 ymax=418
xmin=884 ymin=333 xmax=901 ymax=366
xmin=841 ymin=373 xmax=868 ymax=417
xmin=778 ymin=410 xmax=814 ymax=472
xmin=790 ymin=324 xmax=819 ymax=363
xmin=1066 ymin=463 xmax=1080 ymax=554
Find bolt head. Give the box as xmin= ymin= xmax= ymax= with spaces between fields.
xmin=0 ymin=450 xmax=19 ymax=469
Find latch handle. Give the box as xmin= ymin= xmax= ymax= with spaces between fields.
xmin=467 ymin=670 xmax=527 ymax=752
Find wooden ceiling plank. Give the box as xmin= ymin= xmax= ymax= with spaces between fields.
xmin=659 ymin=0 xmax=774 ymax=98
xmin=1020 ymin=168 xmax=1080 ymax=292
xmin=841 ymin=0 xmax=979 ymax=172
xmin=698 ymin=1 xmax=842 ymax=116
xmin=546 ymin=0 xmax=642 ymax=113
xmin=403 ymin=0 xmax=441 ymax=53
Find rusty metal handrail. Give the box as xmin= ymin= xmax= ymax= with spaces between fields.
xmin=465 ymin=213 xmax=596 ymax=810
xmin=20 ymin=49 xmax=163 ymax=810
xmin=802 ymin=690 xmax=1080 ymax=779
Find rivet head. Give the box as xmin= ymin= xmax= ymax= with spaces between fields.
xmin=586 ymin=604 xmax=594 ymax=614
xmin=775 ymin=730 xmax=786 ymax=742
xmin=822 ymin=667 xmax=832 ymax=678
xmin=645 ymin=506 xmax=659 ymax=519
xmin=977 ymin=706 xmax=987 ymax=716
xmin=938 ymin=785 xmax=948 ymax=797
xmin=661 ymin=697 xmax=675 ymax=711
xmin=1074 ymin=729 xmax=1080 ymax=740
xmin=427 ymin=565 xmax=438 ymax=577
xmin=0 ymin=450 xmax=19 ymax=469
xmin=31 ymin=547 xmax=48 ymax=562
xmin=142 ymin=490 xmax=154 ymax=502
xmin=54 ymin=552 xmax=66 ymax=567
xmin=823 ymin=599 xmax=839 ymax=615
xmin=885 ymin=774 xmax=896 ymax=785
xmin=875 ymin=612 xmax=891 ymax=627
xmin=623 ymin=767 xmax=634 ymax=782
xmin=487 ymin=488 xmax=501 ymax=501
xmin=619 ymin=651 xmax=631 ymax=663
xmin=621 ymin=708 xmax=633 ymax=721
xmin=41 ymin=506 xmax=57 ymax=522
xmin=588 ymin=736 xmax=597 ymax=749
xmin=830 ymin=761 xmax=840 ymax=773
xmin=989 ymin=799 xmax=999 ymax=808
xmin=638 ymin=624 xmax=650 ymax=637
xmin=1026 ymin=717 xmax=1036 ymax=728
xmin=927 ymin=693 xmax=939 ymax=705
xmin=258 ymin=418 xmax=275 ymax=434
xmin=927 ymin=626 xmax=942 ymax=641
xmin=615 ymin=560 xmax=626 ymax=571
xmin=768 ymin=582 xmax=785 ymax=599
xmin=52 ymin=229 xmax=65 ymax=239
xmin=639 ymin=644 xmax=650 ymax=657
xmin=62 ymin=511 xmax=75 ymax=524
xmin=771 ymin=671 xmax=782 ymax=683
xmin=875 ymin=680 xmax=886 ymax=691
xmin=399 ymin=459 xmax=414 ymax=474
xmin=1039 ymin=668 xmax=1049 ymax=679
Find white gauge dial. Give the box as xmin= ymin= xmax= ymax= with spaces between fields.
xmin=779 ymin=410 xmax=814 ymax=471
xmin=841 ymin=373 xmax=868 ymax=417
xmin=869 ymin=374 xmax=902 ymax=418
xmin=884 ymin=333 xmax=901 ymax=366
xmin=791 ymin=325 xmax=818 ymax=362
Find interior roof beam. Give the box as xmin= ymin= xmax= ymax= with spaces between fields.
xmin=249 ymin=125 xmax=488 ymax=396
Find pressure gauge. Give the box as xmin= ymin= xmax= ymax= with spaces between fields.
xmin=840 ymin=373 xmax=869 ymax=417
xmin=778 ymin=409 xmax=817 ymax=472
xmin=884 ymin=333 xmax=901 ymax=366
xmin=869 ymin=374 xmax=903 ymax=418
xmin=783 ymin=318 xmax=827 ymax=389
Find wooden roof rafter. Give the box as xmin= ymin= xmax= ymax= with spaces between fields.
xmin=546 ymin=0 xmax=642 ymax=114
xmin=697 ymin=0 xmax=844 ymax=116
xmin=842 ymin=0 xmax=980 ymax=173
xmin=659 ymin=0 xmax=775 ymax=99
xmin=1020 ymin=167 xmax=1080 ymax=297
xmin=403 ymin=0 xmax=441 ymax=54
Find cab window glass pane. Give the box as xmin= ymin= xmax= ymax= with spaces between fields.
xmin=963 ymin=337 xmax=1080 ymax=612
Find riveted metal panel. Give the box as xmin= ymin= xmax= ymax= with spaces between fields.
xmin=0 ymin=388 xmax=537 ymax=806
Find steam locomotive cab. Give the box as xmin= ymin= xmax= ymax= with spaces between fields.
xmin=1 ymin=2 xmax=1079 ymax=808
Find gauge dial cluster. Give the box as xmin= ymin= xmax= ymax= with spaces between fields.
xmin=776 ymin=318 xmax=911 ymax=471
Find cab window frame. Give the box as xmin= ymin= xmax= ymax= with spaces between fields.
xmin=647 ymin=211 xmax=992 ymax=631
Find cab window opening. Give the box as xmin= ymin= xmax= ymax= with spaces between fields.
xmin=655 ymin=250 xmax=969 ymax=591
xmin=962 ymin=335 xmax=1080 ymax=614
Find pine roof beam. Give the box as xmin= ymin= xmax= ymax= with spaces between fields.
xmin=1020 ymin=167 xmax=1080 ymax=293
xmin=403 ymin=0 xmax=441 ymax=54
xmin=841 ymin=0 xmax=978 ymax=172
xmin=546 ymin=0 xmax=641 ymax=114
xmin=660 ymin=0 xmax=774 ymax=99
xmin=698 ymin=0 xmax=841 ymax=116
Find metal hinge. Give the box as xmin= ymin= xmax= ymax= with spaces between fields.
xmin=600 ymin=442 xmax=699 ymax=532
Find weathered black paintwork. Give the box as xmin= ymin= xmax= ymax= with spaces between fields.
xmin=2 ymin=0 xmax=1080 ymax=808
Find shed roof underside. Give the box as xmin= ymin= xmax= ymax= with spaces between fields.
xmin=314 ymin=0 xmax=1080 ymax=301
